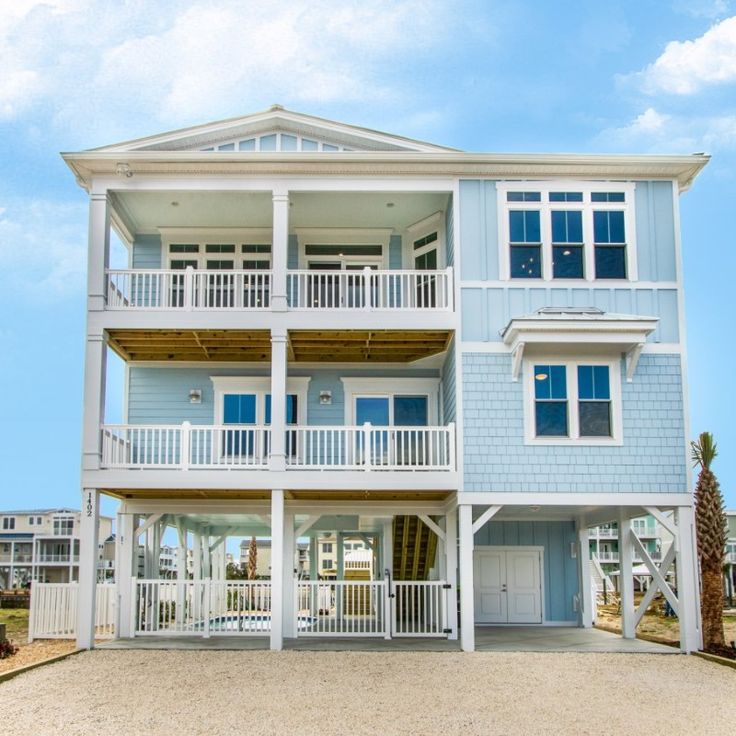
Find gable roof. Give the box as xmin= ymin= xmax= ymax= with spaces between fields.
xmin=88 ymin=105 xmax=460 ymax=154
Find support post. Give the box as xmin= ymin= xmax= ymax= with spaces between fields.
xmin=81 ymin=333 xmax=107 ymax=472
xmin=675 ymin=505 xmax=702 ymax=653
xmin=445 ymin=507 xmax=459 ymax=640
xmin=458 ymin=504 xmax=475 ymax=652
xmin=619 ymin=514 xmax=635 ymax=639
xmin=270 ymin=490 xmax=284 ymax=651
xmin=192 ymin=533 xmax=202 ymax=580
xmin=577 ymin=519 xmax=593 ymax=628
xmin=271 ymin=191 xmax=289 ymax=312
xmin=284 ymin=511 xmax=295 ymax=637
xmin=116 ymin=512 xmax=135 ymax=638
xmin=76 ymin=489 xmax=100 ymax=650
xmin=87 ymin=191 xmax=110 ymax=313
xmin=269 ymin=327 xmax=288 ymax=472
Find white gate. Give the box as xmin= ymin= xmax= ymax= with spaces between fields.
xmin=295 ymin=579 xmax=450 ymax=638
xmin=133 ymin=579 xmax=272 ymax=636
xmin=28 ymin=583 xmax=116 ymax=641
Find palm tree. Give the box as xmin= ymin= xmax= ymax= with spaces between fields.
xmin=692 ymin=432 xmax=728 ymax=650
xmin=247 ymin=536 xmax=258 ymax=580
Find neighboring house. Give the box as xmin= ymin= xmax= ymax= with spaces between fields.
xmin=725 ymin=510 xmax=736 ymax=604
xmin=65 ymin=106 xmax=707 ymax=653
xmin=0 ymin=508 xmax=113 ymax=587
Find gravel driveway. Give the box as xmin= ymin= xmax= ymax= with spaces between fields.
xmin=2 ymin=650 xmax=734 ymax=735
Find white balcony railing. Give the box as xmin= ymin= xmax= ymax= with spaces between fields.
xmin=286 ymin=424 xmax=455 ymax=471
xmin=36 ymin=554 xmax=78 ymax=563
xmin=286 ymin=268 xmax=453 ymax=310
xmin=106 ymin=269 xmax=271 ymax=310
xmin=100 ymin=423 xmax=455 ymax=472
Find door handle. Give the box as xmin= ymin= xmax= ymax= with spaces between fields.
xmin=501 ymin=585 xmax=507 ymax=592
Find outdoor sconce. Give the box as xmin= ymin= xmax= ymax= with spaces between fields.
xmin=189 ymin=389 xmax=202 ymax=404
xmin=319 ymin=390 xmax=332 ymax=405
xmin=115 ymin=162 xmax=133 ymax=178
xmin=570 ymin=542 xmax=577 ymax=559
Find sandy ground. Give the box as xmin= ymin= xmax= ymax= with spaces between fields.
xmin=0 ymin=639 xmax=76 ymax=674
xmin=1 ymin=650 xmax=735 ymax=735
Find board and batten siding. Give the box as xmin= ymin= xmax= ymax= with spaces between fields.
xmin=474 ymin=520 xmax=579 ymax=623
xmin=461 ymin=353 xmax=686 ymax=493
xmin=127 ymin=367 xmax=441 ymax=425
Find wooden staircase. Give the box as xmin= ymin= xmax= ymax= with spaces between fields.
xmin=342 ymin=568 xmax=374 ymax=615
xmin=393 ymin=516 xmax=438 ymax=581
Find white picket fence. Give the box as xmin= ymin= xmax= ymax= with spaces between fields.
xmin=134 ymin=579 xmax=272 ymax=636
xmin=28 ymin=583 xmax=115 ymax=641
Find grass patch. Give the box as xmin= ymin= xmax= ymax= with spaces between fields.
xmin=1 ymin=609 xmax=29 ymax=642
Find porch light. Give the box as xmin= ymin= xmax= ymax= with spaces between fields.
xmin=319 ymin=390 xmax=332 ymax=405
xmin=535 ymin=373 xmax=548 ymax=381
xmin=189 ymin=389 xmax=202 ymax=404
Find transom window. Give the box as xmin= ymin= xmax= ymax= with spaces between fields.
xmin=499 ymin=183 xmax=636 ymax=282
xmin=200 ymin=132 xmax=355 ymax=152
xmin=162 ymin=230 xmax=273 ymax=271
xmin=524 ymin=359 xmax=622 ymax=445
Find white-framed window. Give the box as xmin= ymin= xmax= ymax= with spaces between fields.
xmin=404 ymin=211 xmax=446 ymax=270
xmin=294 ymin=228 xmax=392 ymax=270
xmin=201 ymin=132 xmax=354 ymax=152
xmin=322 ymin=558 xmax=333 ymax=570
xmin=497 ymin=182 xmax=637 ymax=282
xmin=53 ymin=517 xmax=74 ymax=536
xmin=322 ymin=543 xmax=333 ymax=553
xmin=522 ymin=358 xmax=622 ymax=445
xmin=340 ymin=377 xmax=441 ymax=426
xmin=2 ymin=517 xmax=15 ymax=530
xmin=210 ymin=377 xmax=310 ymax=426
xmin=160 ymin=228 xmax=273 ymax=271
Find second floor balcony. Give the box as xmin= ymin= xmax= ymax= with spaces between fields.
xmin=100 ymin=423 xmax=456 ymax=473
xmin=105 ymin=267 xmax=454 ymax=313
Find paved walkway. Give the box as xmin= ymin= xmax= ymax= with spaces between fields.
xmin=100 ymin=625 xmax=675 ymax=653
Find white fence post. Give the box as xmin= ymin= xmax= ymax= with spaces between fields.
xmin=180 ymin=422 xmax=191 ymax=470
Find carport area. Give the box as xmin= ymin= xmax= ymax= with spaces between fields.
xmin=99 ymin=625 xmax=675 ymax=653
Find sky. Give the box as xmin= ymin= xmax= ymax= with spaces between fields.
xmin=0 ymin=0 xmax=735 ymax=530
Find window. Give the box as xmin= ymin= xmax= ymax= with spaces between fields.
xmin=53 ymin=517 xmax=74 ymax=536
xmin=500 ymin=183 xmax=635 ymax=282
xmin=2 ymin=517 xmax=15 ymax=530
xmin=525 ymin=359 xmax=621 ymax=444
xmin=322 ymin=559 xmax=333 ymax=570
xmin=162 ymin=230 xmax=273 ymax=271
xmin=322 ymin=543 xmax=333 ymax=553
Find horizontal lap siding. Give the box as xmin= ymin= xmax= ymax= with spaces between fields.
xmin=131 ymin=235 xmax=162 ymax=269
xmin=474 ymin=520 xmax=578 ymax=622
xmin=461 ymin=353 xmax=686 ymax=492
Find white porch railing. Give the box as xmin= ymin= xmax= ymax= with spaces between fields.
xmin=101 ymin=423 xmax=455 ymax=471
xmin=106 ymin=269 xmax=271 ymax=310
xmin=133 ymin=579 xmax=272 ymax=636
xmin=392 ymin=581 xmax=447 ymax=637
xmin=286 ymin=424 xmax=455 ymax=471
xmin=295 ymin=580 xmax=388 ymax=636
xmin=101 ymin=424 xmax=270 ymax=469
xmin=28 ymin=583 xmax=115 ymax=641
xmin=287 ymin=268 xmax=454 ymax=310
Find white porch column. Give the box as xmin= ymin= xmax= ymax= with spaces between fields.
xmin=271 ymin=190 xmax=289 ymax=312
xmin=202 ymin=530 xmax=211 ymax=578
xmin=309 ymin=535 xmax=319 ymax=580
xmin=81 ymin=333 xmax=107 ymax=472
xmin=116 ymin=512 xmax=135 ymax=638
xmin=619 ymin=514 xmax=635 ymax=639
xmin=270 ymin=490 xmax=284 ymax=651
xmin=382 ymin=520 xmax=393 ymax=579
xmin=445 ymin=508 xmax=459 ymax=640
xmin=676 ymin=505 xmax=702 ymax=653
xmin=577 ymin=518 xmax=593 ymax=628
xmin=76 ymin=489 xmax=100 ymax=650
xmin=458 ymin=504 xmax=475 ymax=652
xmin=269 ymin=327 xmax=288 ymax=472
xmin=192 ymin=534 xmax=202 ymax=580
xmin=87 ymin=191 xmax=110 ymax=313
xmin=284 ymin=510 xmax=296 ymax=638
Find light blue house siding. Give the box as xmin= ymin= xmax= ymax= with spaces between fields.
xmin=474 ymin=520 xmax=579 ymax=623
xmin=461 ymin=353 xmax=686 ymax=492
xmin=131 ymin=234 xmax=162 ymax=268
xmin=458 ymin=180 xmax=498 ymax=281
xmin=127 ymin=367 xmax=441 ymax=425
xmin=441 ymin=338 xmax=456 ymax=424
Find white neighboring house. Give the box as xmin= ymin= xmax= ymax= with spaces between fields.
xmin=725 ymin=510 xmax=736 ymax=604
xmin=0 ymin=508 xmax=113 ymax=588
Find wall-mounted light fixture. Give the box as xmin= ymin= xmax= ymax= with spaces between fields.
xmin=189 ymin=389 xmax=202 ymax=404
xmin=570 ymin=542 xmax=578 ymax=559
xmin=319 ymin=390 xmax=332 ymax=405
xmin=115 ymin=162 xmax=133 ymax=178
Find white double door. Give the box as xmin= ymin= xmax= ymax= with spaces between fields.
xmin=474 ymin=547 xmax=542 ymax=624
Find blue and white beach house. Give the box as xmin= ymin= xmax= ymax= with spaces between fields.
xmin=64 ymin=107 xmax=708 ymax=651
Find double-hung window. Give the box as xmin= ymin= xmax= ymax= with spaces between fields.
xmin=500 ymin=183 xmax=635 ymax=281
xmin=525 ymin=360 xmax=621 ymax=444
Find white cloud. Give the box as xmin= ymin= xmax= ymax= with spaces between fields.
xmin=0 ymin=0 xmax=453 ymax=132
xmin=0 ymin=198 xmax=87 ymax=299
xmin=672 ymin=0 xmax=731 ymax=19
xmin=596 ymin=107 xmax=736 ymax=152
xmin=635 ymin=16 xmax=736 ymax=94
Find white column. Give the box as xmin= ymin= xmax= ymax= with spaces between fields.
xmin=382 ymin=520 xmax=393 ymax=580
xmin=202 ymin=530 xmax=211 ymax=578
xmin=445 ymin=508 xmax=458 ymax=640
xmin=192 ymin=533 xmax=202 ymax=580
xmin=459 ymin=504 xmax=475 ymax=652
xmin=619 ymin=513 xmax=635 ymax=639
xmin=87 ymin=191 xmax=110 ymax=313
xmin=116 ymin=512 xmax=135 ymax=638
xmin=270 ymin=327 xmax=288 ymax=472
xmin=270 ymin=490 xmax=284 ymax=651
xmin=676 ymin=505 xmax=702 ymax=653
xmin=283 ymin=511 xmax=295 ymax=638
xmin=152 ymin=521 xmax=161 ymax=579
xmin=81 ymin=333 xmax=107 ymax=472
xmin=76 ymin=489 xmax=100 ymax=650
xmin=9 ymin=541 xmax=15 ymax=588
xmin=309 ymin=535 xmax=318 ymax=580
xmin=577 ymin=519 xmax=593 ymax=628
xmin=271 ymin=190 xmax=289 ymax=312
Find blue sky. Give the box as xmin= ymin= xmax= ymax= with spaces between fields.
xmin=0 ymin=0 xmax=735 ymax=524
